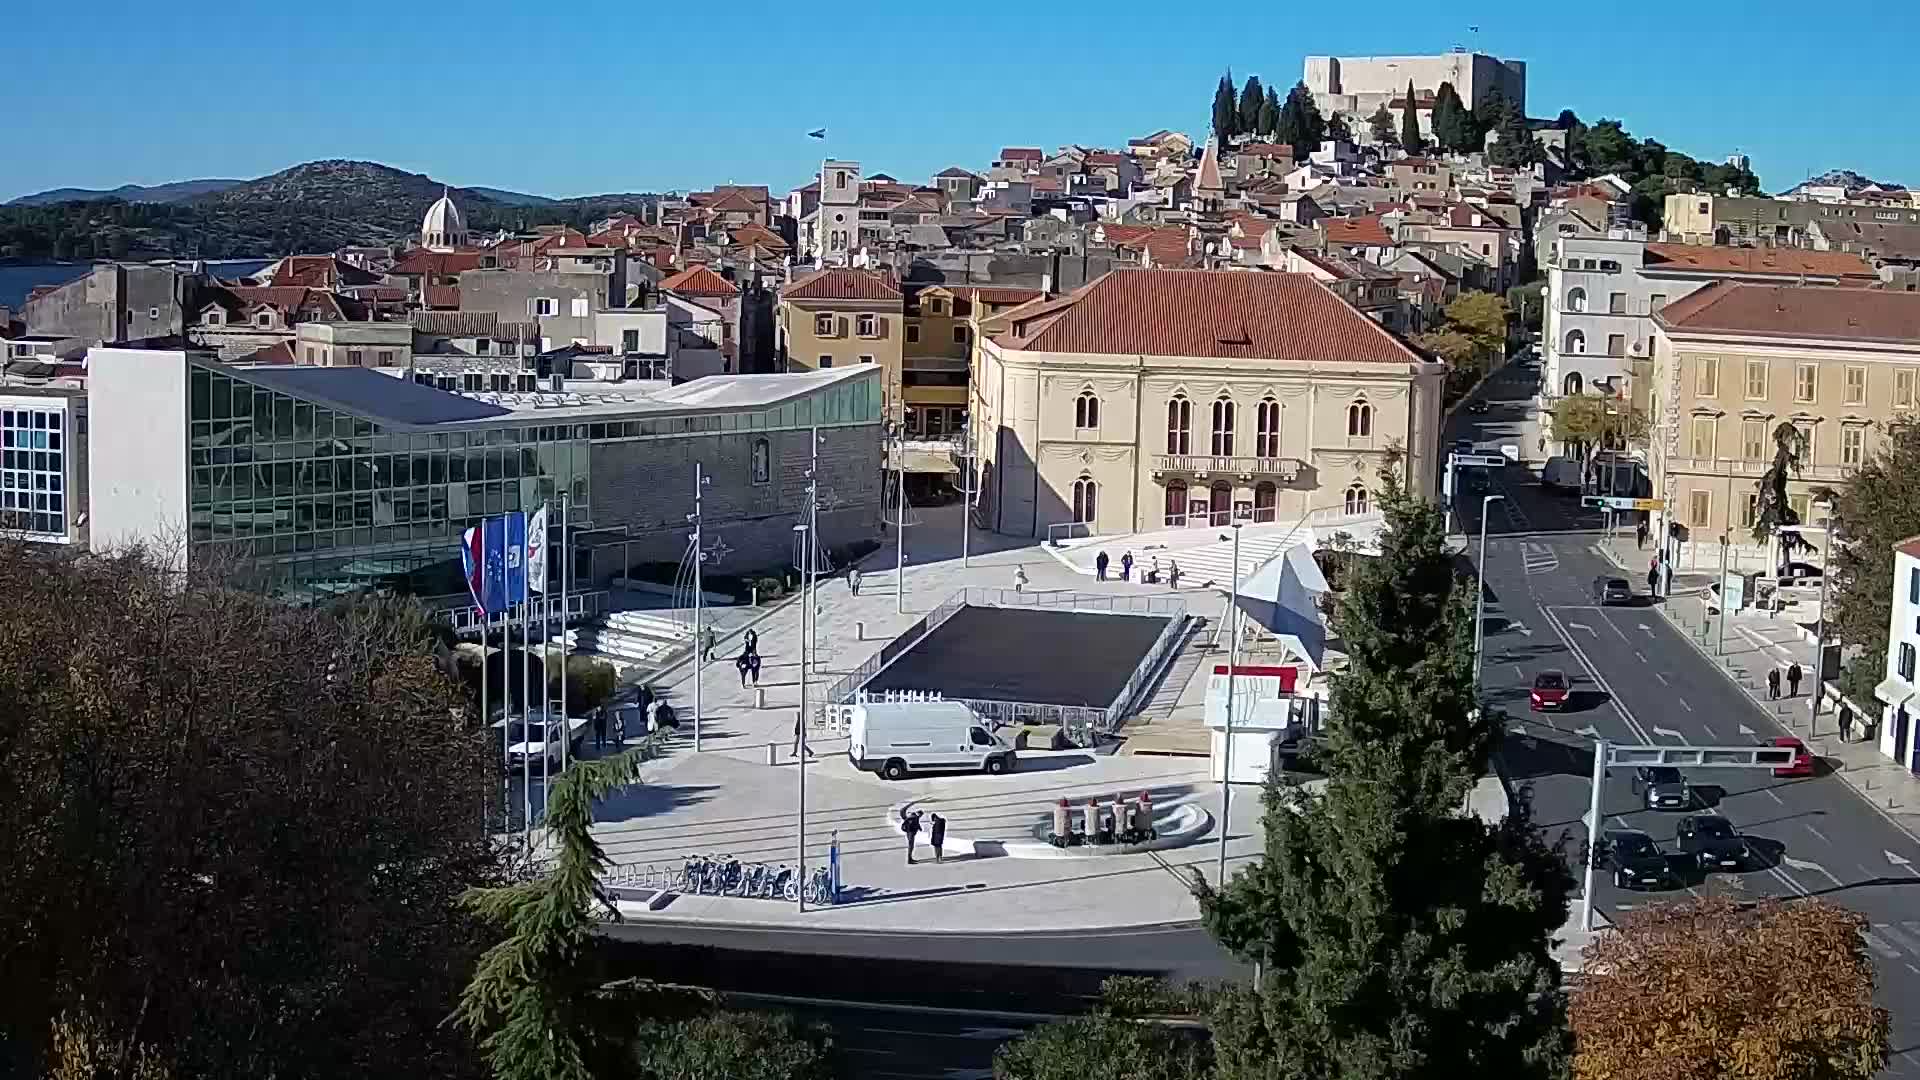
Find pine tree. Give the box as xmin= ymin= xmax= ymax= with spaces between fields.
xmin=1213 ymin=72 xmax=1239 ymax=138
xmin=1276 ymin=81 xmax=1326 ymax=159
xmin=1431 ymin=82 xmax=1467 ymax=153
xmin=1238 ymin=76 xmax=1265 ymax=141
xmin=1195 ymin=475 xmax=1573 ymax=1080
xmin=1259 ymin=86 xmax=1281 ymax=140
xmin=1367 ymin=104 xmax=1396 ymax=145
xmin=1399 ymin=80 xmax=1424 ymax=154
xmin=1326 ymin=110 xmax=1352 ymax=144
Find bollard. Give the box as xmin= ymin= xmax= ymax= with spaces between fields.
xmin=1138 ymin=791 xmax=1152 ymax=829
xmin=767 ymin=742 xmax=777 ymax=765
xmin=1053 ymin=799 xmax=1070 ymax=843
xmin=752 ymin=586 xmax=759 ymax=607
xmin=1113 ymin=796 xmax=1129 ymax=838
xmin=1082 ymin=799 xmax=1099 ymax=840
xmin=755 ymin=687 xmax=767 ymax=709
xmin=856 ymin=620 xmax=865 ymax=641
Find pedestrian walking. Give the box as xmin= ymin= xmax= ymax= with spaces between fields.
xmin=744 ymin=628 xmax=759 ymax=657
xmin=901 ymin=810 xmax=923 ymax=865
xmin=1013 ymin=566 xmax=1028 ymax=593
xmin=736 ymin=650 xmax=752 ymax=688
xmin=1839 ymin=701 xmax=1854 ymax=741
xmin=1786 ymin=662 xmax=1803 ymax=698
xmin=748 ymin=652 xmax=762 ymax=687
xmin=1120 ymin=551 xmax=1134 ymax=581
xmin=929 ymin=813 xmax=947 ymax=863
xmin=592 ymin=705 xmax=607 ymax=750
xmin=701 ymin=625 xmax=717 ymax=662
xmin=1767 ymin=668 xmax=1781 ymax=700
xmin=1095 ymin=551 xmax=1110 ymax=581
xmin=1168 ymin=560 xmax=1182 ymax=589
xmin=612 ymin=707 xmax=627 ymax=748
xmin=848 ymin=566 xmax=862 ymax=595
xmin=1149 ymin=555 xmax=1161 ymax=583
xmin=1646 ymin=566 xmax=1659 ymax=599
xmin=791 ymin=714 xmax=815 ymax=758
xmin=1635 ymin=520 xmax=1649 ymax=550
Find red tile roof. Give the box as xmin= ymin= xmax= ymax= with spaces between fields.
xmin=389 ymin=249 xmax=486 ymax=276
xmin=997 ymin=269 xmax=1424 ymax=364
xmin=244 ymin=341 xmax=298 ymax=365
xmin=424 ymin=285 xmax=460 ymax=309
xmin=782 ymin=268 xmax=902 ymax=302
xmin=660 ymin=264 xmax=738 ymax=298
xmin=1086 ymin=152 xmax=1127 ymax=167
xmin=268 ymin=255 xmax=382 ymax=289
xmin=1238 ymin=142 xmax=1296 ymax=160
xmin=704 ymin=189 xmax=763 ymax=214
xmin=1655 ymin=281 xmax=1920 ymax=342
xmin=998 ymin=147 xmax=1043 ymax=162
xmin=1895 ymin=535 xmax=1920 ymax=561
xmin=1324 ymin=215 xmax=1394 ymax=247
xmin=1642 ymin=243 xmax=1878 ymax=280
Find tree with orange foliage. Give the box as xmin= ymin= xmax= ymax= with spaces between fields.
xmin=1571 ymin=896 xmax=1889 ymax=1080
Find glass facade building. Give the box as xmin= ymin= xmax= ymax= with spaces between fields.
xmin=185 ymin=360 xmax=882 ymax=601
xmin=0 ymin=399 xmax=70 ymax=540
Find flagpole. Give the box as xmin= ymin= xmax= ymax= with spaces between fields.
xmin=519 ymin=517 xmax=532 ymax=843
xmin=692 ymin=465 xmax=704 ymax=753
xmin=558 ymin=494 xmax=569 ymax=772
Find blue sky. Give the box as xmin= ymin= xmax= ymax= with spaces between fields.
xmin=4 ymin=0 xmax=1913 ymax=202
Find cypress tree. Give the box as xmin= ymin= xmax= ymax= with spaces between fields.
xmin=1367 ymin=104 xmax=1396 ymax=145
xmin=1432 ymin=81 xmax=1466 ymax=152
xmin=1259 ymin=86 xmax=1281 ymax=139
xmin=1238 ymin=75 xmax=1265 ymax=140
xmin=1399 ymin=80 xmax=1424 ymax=154
xmin=1196 ymin=475 xmax=1573 ymax=1080
xmin=1213 ymin=72 xmax=1239 ymax=138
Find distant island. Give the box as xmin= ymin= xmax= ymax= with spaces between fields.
xmin=0 ymin=159 xmax=659 ymax=263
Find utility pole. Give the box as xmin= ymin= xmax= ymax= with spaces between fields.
xmin=797 ymin=424 xmax=821 ymax=910
xmin=960 ymin=419 xmax=972 ymax=568
xmin=1474 ymin=494 xmax=1506 ymax=694
xmin=1809 ymin=518 xmax=1833 ymax=735
xmin=1217 ymin=519 xmax=1242 ymax=887
xmin=895 ymin=428 xmax=908 ymax=614
xmin=690 ymin=465 xmax=709 ymax=752
xmin=1582 ymin=738 xmax=1606 ymax=933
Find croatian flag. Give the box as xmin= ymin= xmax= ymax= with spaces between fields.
xmin=460 ymin=524 xmax=487 ymax=611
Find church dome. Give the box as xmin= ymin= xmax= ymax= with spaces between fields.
xmin=422 ymin=190 xmax=467 ymax=251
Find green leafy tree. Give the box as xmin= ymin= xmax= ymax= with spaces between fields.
xmin=1238 ymin=75 xmax=1265 ymax=140
xmin=1506 ymin=281 xmax=1545 ymax=331
xmin=994 ymin=1014 xmax=1209 ymax=1080
xmin=1446 ymin=290 xmax=1510 ymax=355
xmin=1580 ymin=119 xmax=1637 ymax=175
xmin=1193 ymin=475 xmax=1573 ymax=1080
xmin=1399 ymin=80 xmax=1424 ymax=154
xmin=1214 ymin=72 xmax=1239 ymax=138
xmin=631 ymin=1011 xmax=836 ymax=1080
xmin=1257 ymin=87 xmax=1280 ymax=139
xmin=1828 ymin=417 xmax=1920 ymax=701
xmin=1367 ymin=104 xmax=1396 ymax=145
xmin=1489 ymin=108 xmax=1543 ymax=169
xmin=1752 ymin=421 xmax=1815 ymax=563
xmin=1477 ymin=86 xmax=1513 ymax=142
xmin=1414 ymin=329 xmax=1479 ymax=368
xmin=1545 ymin=393 xmax=1648 ymax=458
xmin=0 ymin=548 xmax=503 ymax=1080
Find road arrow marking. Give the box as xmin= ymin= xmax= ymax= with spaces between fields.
xmin=1511 ymin=622 xmax=1533 ymax=637
xmin=1567 ymin=621 xmax=1596 ymax=635
xmin=1575 ymin=725 xmax=1600 ymax=739
xmin=1638 ymin=623 xmax=1655 ymax=636
xmin=1653 ymin=726 xmax=1685 ymax=739
xmin=1782 ymin=855 xmax=1846 ymax=890
xmin=1890 ymin=851 xmax=1919 ymax=876
xmin=1738 ymin=724 xmax=1757 ymax=738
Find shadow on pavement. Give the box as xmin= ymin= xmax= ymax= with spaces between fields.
xmin=1012 ymin=754 xmax=1097 ymax=773
xmin=595 ymin=782 xmax=722 ymax=824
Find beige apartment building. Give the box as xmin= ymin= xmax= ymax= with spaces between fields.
xmin=972 ymin=269 xmax=1446 ymax=538
xmin=1650 ymin=282 xmax=1920 ymax=546
xmin=776 ymin=268 xmax=906 ymax=421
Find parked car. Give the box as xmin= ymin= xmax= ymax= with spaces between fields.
xmin=1542 ymin=455 xmax=1583 ymax=492
xmin=494 ymin=712 xmax=588 ymax=770
xmin=1452 ymin=438 xmax=1476 ymax=457
xmin=1597 ymin=829 xmax=1677 ymax=891
xmin=1631 ymin=765 xmax=1693 ymax=810
xmin=1772 ymin=736 xmax=1814 ymax=778
xmin=1529 ymin=669 xmax=1570 ymax=711
xmin=1591 ymin=576 xmax=1633 ymax=605
xmin=1467 ymin=400 xmax=1490 ymax=415
xmin=1778 ymin=562 xmax=1824 ymax=583
xmin=1677 ymin=815 xmax=1752 ymax=871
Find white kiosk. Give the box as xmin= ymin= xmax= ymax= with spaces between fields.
xmin=1207 ymin=542 xmax=1332 ymax=784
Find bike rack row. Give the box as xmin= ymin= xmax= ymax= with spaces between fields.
xmin=607 ymin=854 xmax=839 ymax=904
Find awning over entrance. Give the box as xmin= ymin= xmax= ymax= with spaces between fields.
xmin=887 ymin=446 xmax=960 ymax=474
xmin=1874 ymin=677 xmax=1916 ymax=708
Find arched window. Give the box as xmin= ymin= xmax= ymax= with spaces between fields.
xmin=1211 ymin=396 xmax=1236 ymax=456
xmin=1075 ymin=391 xmax=1100 ymax=431
xmin=1255 ymin=397 xmax=1280 ymax=458
xmin=1566 ymin=286 xmax=1587 ymax=313
xmin=1164 ymin=480 xmax=1188 ymax=526
xmin=1563 ymin=372 xmax=1584 ymax=396
xmin=1254 ymin=481 xmax=1277 ymax=522
xmin=1165 ymin=395 xmax=1191 ymax=455
xmin=1344 ymin=483 xmax=1370 ymax=516
xmin=1072 ymin=476 xmax=1098 ymax=524
xmin=1347 ymin=398 xmax=1372 ymax=437
xmin=1565 ymin=329 xmax=1586 ymax=354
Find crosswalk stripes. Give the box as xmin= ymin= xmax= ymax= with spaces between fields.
xmin=1522 ymin=541 xmax=1559 ymax=575
xmin=1875 ymin=921 xmax=1920 ymax=956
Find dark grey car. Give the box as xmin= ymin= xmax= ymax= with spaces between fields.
xmin=1631 ymin=765 xmax=1692 ymax=810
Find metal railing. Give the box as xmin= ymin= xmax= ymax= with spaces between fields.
xmin=819 ymin=589 xmax=971 ymax=708
xmin=1661 ymin=455 xmax=1855 ymax=482
xmin=1105 ymin=612 xmax=1193 ymax=731
xmin=966 ymin=586 xmax=1186 ymax=617
xmin=438 ymin=589 xmax=610 ymax=637
xmin=1044 ymin=520 xmax=1093 ymax=547
xmin=1152 ymin=454 xmax=1303 ymax=481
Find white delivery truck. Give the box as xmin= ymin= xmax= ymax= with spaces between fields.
xmin=847 ymin=700 xmax=1017 ymax=780
xmin=1541 ymin=455 xmax=1583 ymax=493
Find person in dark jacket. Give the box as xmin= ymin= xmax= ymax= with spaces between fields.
xmin=748 ymin=652 xmax=762 ymax=686
xmin=592 ymin=706 xmax=607 ymax=750
xmin=736 ymin=650 xmax=752 ymax=688
xmin=902 ymin=810 xmax=923 ymax=865
xmin=929 ymin=813 xmax=947 ymax=863
xmin=1767 ymin=668 xmax=1781 ymax=700
xmin=1120 ymin=551 xmax=1134 ymax=581
xmin=1786 ymin=662 xmax=1803 ymax=697
xmin=1095 ymin=551 xmax=1110 ymax=581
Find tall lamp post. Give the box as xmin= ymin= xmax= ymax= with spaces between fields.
xmin=1781 ymin=513 xmax=1834 ymax=734
xmin=1716 ymin=533 xmax=1730 ymax=655
xmin=688 ymin=465 xmax=712 ymax=752
xmin=793 ymin=425 xmax=822 ymax=910
xmin=1216 ymin=518 xmax=1243 ymax=888
xmin=1473 ymin=494 xmax=1507 ymax=693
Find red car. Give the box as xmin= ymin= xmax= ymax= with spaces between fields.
xmin=1772 ymin=736 xmax=1814 ymax=778
xmin=1530 ymin=669 xmax=1570 ymax=711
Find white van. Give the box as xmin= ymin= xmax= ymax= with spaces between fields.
xmin=847 ymin=701 xmax=1016 ymax=780
xmin=1542 ymin=455 xmax=1583 ymax=493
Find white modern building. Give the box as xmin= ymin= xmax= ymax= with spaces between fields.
xmin=1873 ymin=537 xmax=1920 ymax=776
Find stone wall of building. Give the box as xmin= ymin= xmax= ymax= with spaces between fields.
xmin=584 ymin=422 xmax=882 ymax=581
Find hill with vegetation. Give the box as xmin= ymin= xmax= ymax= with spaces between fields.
xmin=0 ymin=159 xmax=658 ymax=263
xmin=7 ymin=179 xmax=244 ymax=206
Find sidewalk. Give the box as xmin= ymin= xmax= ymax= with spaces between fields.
xmin=1622 ymin=556 xmax=1920 ymax=844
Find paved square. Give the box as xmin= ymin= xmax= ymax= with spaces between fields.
xmin=865 ymin=606 xmax=1172 ymax=708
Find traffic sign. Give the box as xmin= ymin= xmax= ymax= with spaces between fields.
xmin=1452 ymin=454 xmax=1507 ymax=468
xmin=1581 ymin=496 xmax=1664 ymax=511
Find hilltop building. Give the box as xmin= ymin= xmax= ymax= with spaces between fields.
xmin=1303 ymin=51 xmax=1526 ymax=130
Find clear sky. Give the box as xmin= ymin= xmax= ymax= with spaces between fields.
xmin=4 ymin=0 xmax=1913 ymax=202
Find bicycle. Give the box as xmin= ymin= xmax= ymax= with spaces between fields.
xmin=803 ymin=865 xmax=834 ymax=906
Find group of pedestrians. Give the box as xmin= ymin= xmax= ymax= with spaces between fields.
xmin=899 ymin=809 xmax=948 ymax=864
xmin=1766 ymin=662 xmax=1805 ymax=700
xmin=1095 ymin=549 xmax=1180 ymax=588
xmin=734 ymin=628 xmax=762 ymax=688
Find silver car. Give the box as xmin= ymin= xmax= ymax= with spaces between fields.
xmin=1632 ymin=765 xmax=1692 ymax=811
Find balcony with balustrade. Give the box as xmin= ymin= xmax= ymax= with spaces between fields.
xmin=1150 ymin=453 xmax=1305 ymax=484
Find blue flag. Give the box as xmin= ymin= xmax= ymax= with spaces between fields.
xmin=482 ymin=515 xmax=508 ymax=613
xmin=503 ymin=511 xmax=527 ymax=607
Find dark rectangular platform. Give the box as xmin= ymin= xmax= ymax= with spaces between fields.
xmin=864 ymin=606 xmax=1172 ymax=709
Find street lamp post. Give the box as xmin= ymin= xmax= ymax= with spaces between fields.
xmin=1779 ymin=515 xmax=1834 ymax=734
xmin=1716 ymin=533 xmax=1729 ymax=655
xmin=959 ymin=420 xmax=972 ymax=568
xmin=689 ymin=465 xmax=711 ymax=752
xmin=1217 ymin=519 xmax=1243 ymax=888
xmin=1473 ymin=494 xmax=1507 ymax=693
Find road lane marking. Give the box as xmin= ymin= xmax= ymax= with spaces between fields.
xmin=1701 ymin=724 xmax=1717 ymax=740
xmin=1566 ymin=621 xmax=1596 ymax=636
xmin=1863 ymin=930 xmax=1903 ymax=960
xmin=1512 ymin=664 xmax=1524 ymax=679
xmin=1541 ymin=606 xmax=1652 ymax=743
xmin=1763 ymin=789 xmax=1784 ymax=805
xmin=1888 ymin=850 xmax=1919 ymax=877
xmin=1782 ymin=855 xmax=1845 ymax=891
xmin=1606 ymin=618 xmax=1630 ymax=642
xmin=1653 ymin=725 xmax=1685 ymax=739
xmin=1655 ymin=672 xmax=1669 ymax=685
xmin=1738 ymin=724 xmax=1756 ymax=737
xmin=1876 ymin=922 xmax=1920 ymax=955
xmin=1678 ymin=698 xmax=1693 ymax=712
xmin=1638 ymin=623 xmax=1655 ymax=637
xmin=1806 ymin=824 xmax=1831 ymax=845
xmin=1634 ymin=650 xmax=1648 ymax=663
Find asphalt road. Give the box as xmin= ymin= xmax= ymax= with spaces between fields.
xmin=600 ymin=921 xmax=1244 ymax=1080
xmin=1451 ymin=362 xmax=1920 ymax=1078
